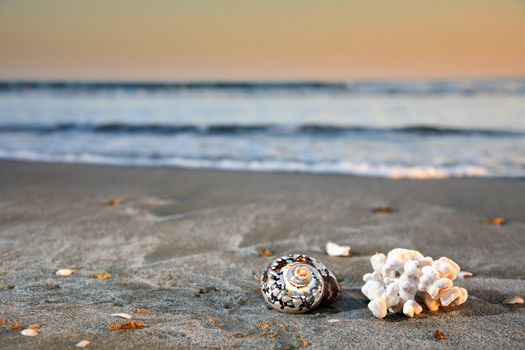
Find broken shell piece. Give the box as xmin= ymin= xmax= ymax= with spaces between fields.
xmin=94 ymin=272 xmax=111 ymax=280
xmin=110 ymin=313 xmax=132 ymax=319
xmin=21 ymin=329 xmax=39 ymax=336
xmin=361 ymin=248 xmax=468 ymax=318
xmin=56 ymin=268 xmax=75 ymax=276
xmin=488 ymin=216 xmax=506 ymax=225
xmin=326 ymin=241 xmax=351 ymax=257
xmin=457 ymin=271 xmax=473 ymax=279
xmin=108 ymin=320 xmax=145 ymax=331
xmin=502 ymin=296 xmax=524 ymax=305
xmin=261 ymin=248 xmax=273 ymax=257
xmin=108 ymin=198 xmax=121 ymax=206
xmin=76 ymin=340 xmax=91 ymax=348
xmin=260 ymin=254 xmax=340 ymax=313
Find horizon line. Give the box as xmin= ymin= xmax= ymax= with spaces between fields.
xmin=1 ymin=76 xmax=525 ymax=85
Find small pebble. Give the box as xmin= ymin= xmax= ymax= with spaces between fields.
xmin=21 ymin=329 xmax=39 ymax=337
xmin=256 ymin=321 xmax=270 ymax=331
xmin=134 ymin=307 xmax=149 ymax=313
xmin=94 ymin=272 xmax=111 ymax=280
xmin=372 ymin=207 xmax=396 ymax=214
xmin=110 ymin=313 xmax=132 ymax=319
xmin=28 ymin=324 xmax=40 ymax=329
xmin=56 ymin=268 xmax=75 ymax=276
xmin=502 ymin=296 xmax=524 ymax=304
xmin=3 ymin=284 xmax=14 ymax=290
xmin=76 ymin=340 xmax=91 ymax=348
xmin=108 ymin=320 xmax=145 ymax=331
xmin=108 ymin=198 xmax=121 ymax=206
xmin=327 ymin=319 xmax=341 ymax=323
xmin=488 ymin=216 xmax=506 ymax=225
xmin=261 ymin=248 xmax=272 ymax=257
xmin=434 ymin=329 xmax=447 ymax=340
xmin=207 ymin=317 xmax=222 ymax=326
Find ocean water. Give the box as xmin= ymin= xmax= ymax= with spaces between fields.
xmin=1 ymin=80 xmax=524 ymax=179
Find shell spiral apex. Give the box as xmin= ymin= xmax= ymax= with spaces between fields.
xmin=260 ymin=254 xmax=341 ymax=313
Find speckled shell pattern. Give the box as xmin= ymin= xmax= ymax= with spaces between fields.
xmin=260 ymin=254 xmax=341 ymax=313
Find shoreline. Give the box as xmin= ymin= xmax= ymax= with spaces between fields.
xmin=1 ymin=161 xmax=524 ymax=349
xmin=2 ymin=158 xmax=525 ymax=181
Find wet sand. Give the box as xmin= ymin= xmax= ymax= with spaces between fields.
xmin=0 ymin=161 xmax=524 ymax=349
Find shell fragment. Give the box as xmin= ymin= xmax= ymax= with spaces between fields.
xmin=502 ymin=296 xmax=524 ymax=305
xmin=325 ymin=241 xmax=351 ymax=257
xmin=76 ymin=340 xmax=91 ymax=348
xmin=21 ymin=329 xmax=39 ymax=336
xmin=457 ymin=271 xmax=473 ymax=279
xmin=56 ymin=268 xmax=75 ymax=276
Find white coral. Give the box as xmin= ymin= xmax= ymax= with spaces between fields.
xmin=361 ymin=248 xmax=468 ymax=318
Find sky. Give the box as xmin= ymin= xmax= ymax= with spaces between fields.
xmin=0 ymin=0 xmax=524 ymax=81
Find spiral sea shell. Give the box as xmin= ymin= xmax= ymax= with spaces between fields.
xmin=260 ymin=254 xmax=341 ymax=313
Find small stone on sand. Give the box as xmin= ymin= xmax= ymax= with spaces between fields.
xmin=488 ymin=216 xmax=506 ymax=225
xmin=327 ymin=319 xmax=341 ymax=323
xmin=56 ymin=268 xmax=75 ymax=276
xmin=76 ymin=340 xmax=91 ymax=348
xmin=94 ymin=272 xmax=111 ymax=280
xmin=108 ymin=320 xmax=145 ymax=331
xmin=261 ymin=248 xmax=272 ymax=257
xmin=108 ymin=198 xmax=121 ymax=206
xmin=256 ymin=322 xmax=270 ymax=331
xmin=21 ymin=328 xmax=39 ymax=336
xmin=502 ymin=296 xmax=524 ymax=304
xmin=207 ymin=317 xmax=222 ymax=326
xmin=434 ymin=330 xmax=447 ymax=340
xmin=134 ymin=307 xmax=149 ymax=313
xmin=110 ymin=313 xmax=132 ymax=319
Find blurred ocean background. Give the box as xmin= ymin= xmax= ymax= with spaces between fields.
xmin=1 ymin=79 xmax=524 ymax=179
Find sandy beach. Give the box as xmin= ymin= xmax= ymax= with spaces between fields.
xmin=0 ymin=161 xmax=524 ymax=349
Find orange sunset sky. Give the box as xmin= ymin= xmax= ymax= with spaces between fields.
xmin=0 ymin=0 xmax=524 ymax=81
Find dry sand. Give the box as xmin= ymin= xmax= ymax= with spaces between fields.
xmin=0 ymin=161 xmax=524 ymax=349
